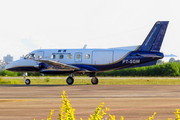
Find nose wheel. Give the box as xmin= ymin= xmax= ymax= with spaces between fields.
xmin=25 ymin=79 xmax=31 ymax=85
xmin=23 ymin=72 xmax=31 ymax=85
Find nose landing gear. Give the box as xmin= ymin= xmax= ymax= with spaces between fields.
xmin=25 ymin=79 xmax=31 ymax=85
xmin=23 ymin=72 xmax=31 ymax=85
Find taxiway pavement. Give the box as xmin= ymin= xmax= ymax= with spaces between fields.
xmin=0 ymin=85 xmax=180 ymax=120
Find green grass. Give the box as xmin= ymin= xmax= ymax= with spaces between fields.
xmin=99 ymin=79 xmax=180 ymax=85
xmin=1 ymin=77 xmax=180 ymax=85
xmin=0 ymin=77 xmax=20 ymax=84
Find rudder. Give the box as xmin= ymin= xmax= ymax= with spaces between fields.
xmin=137 ymin=21 xmax=169 ymax=52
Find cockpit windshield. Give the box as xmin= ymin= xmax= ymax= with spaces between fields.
xmin=24 ymin=53 xmax=36 ymax=59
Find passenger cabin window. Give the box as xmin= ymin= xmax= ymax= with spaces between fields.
xmin=85 ymin=54 xmax=90 ymax=59
xmin=59 ymin=54 xmax=64 ymax=59
xmin=51 ymin=54 xmax=56 ymax=59
xmin=67 ymin=54 xmax=72 ymax=59
xmin=76 ymin=54 xmax=81 ymax=59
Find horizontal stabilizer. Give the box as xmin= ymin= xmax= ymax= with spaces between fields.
xmin=136 ymin=54 xmax=163 ymax=58
xmin=164 ymin=54 xmax=177 ymax=57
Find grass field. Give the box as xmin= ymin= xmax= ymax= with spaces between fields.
xmin=1 ymin=76 xmax=180 ymax=85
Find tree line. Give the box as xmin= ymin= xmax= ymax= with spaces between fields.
xmin=97 ymin=62 xmax=180 ymax=77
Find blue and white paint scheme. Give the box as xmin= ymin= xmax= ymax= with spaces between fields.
xmin=5 ymin=21 xmax=169 ymax=85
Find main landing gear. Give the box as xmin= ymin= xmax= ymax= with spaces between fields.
xmin=89 ymin=72 xmax=98 ymax=85
xmin=65 ymin=73 xmax=98 ymax=85
xmin=66 ymin=74 xmax=74 ymax=85
xmin=91 ymin=77 xmax=98 ymax=85
xmin=23 ymin=72 xmax=31 ymax=85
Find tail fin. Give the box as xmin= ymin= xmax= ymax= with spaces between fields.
xmin=137 ymin=21 xmax=169 ymax=52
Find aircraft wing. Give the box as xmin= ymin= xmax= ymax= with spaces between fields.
xmin=36 ymin=59 xmax=80 ymax=70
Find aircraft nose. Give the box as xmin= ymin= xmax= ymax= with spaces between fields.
xmin=5 ymin=61 xmax=16 ymax=71
xmin=5 ymin=63 xmax=12 ymax=70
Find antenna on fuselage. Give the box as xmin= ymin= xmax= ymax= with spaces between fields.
xmin=83 ymin=44 xmax=87 ymax=49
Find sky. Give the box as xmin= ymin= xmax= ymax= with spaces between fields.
xmin=0 ymin=0 xmax=179 ymax=61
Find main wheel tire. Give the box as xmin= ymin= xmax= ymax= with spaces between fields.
xmin=25 ymin=79 xmax=31 ymax=85
xmin=66 ymin=77 xmax=74 ymax=85
xmin=91 ymin=77 xmax=98 ymax=85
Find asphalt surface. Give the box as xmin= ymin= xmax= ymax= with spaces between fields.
xmin=0 ymin=85 xmax=180 ymax=120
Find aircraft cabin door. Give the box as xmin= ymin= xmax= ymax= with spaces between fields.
xmin=92 ymin=50 xmax=113 ymax=64
xmin=74 ymin=52 xmax=82 ymax=63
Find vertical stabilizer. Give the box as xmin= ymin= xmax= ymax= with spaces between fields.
xmin=137 ymin=21 xmax=169 ymax=52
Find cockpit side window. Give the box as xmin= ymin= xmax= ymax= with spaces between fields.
xmin=24 ymin=53 xmax=35 ymax=59
xmin=29 ymin=54 xmax=35 ymax=59
xmin=24 ymin=54 xmax=30 ymax=59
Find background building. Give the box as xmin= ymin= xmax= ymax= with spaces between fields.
xmin=0 ymin=60 xmax=6 ymax=71
xmin=3 ymin=55 xmax=13 ymax=64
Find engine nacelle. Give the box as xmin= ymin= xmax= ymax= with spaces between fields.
xmin=34 ymin=63 xmax=45 ymax=69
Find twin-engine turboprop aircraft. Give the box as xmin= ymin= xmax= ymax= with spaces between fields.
xmin=5 ymin=21 xmax=169 ymax=85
